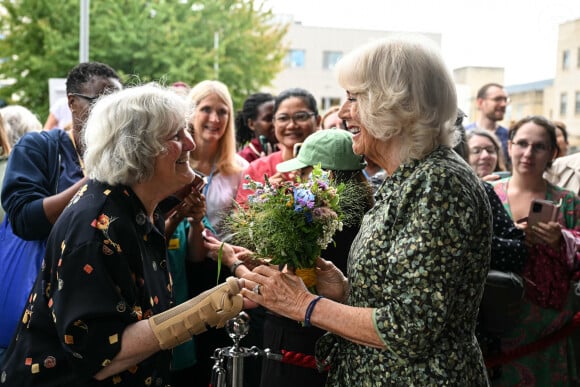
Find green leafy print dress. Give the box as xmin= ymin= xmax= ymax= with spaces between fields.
xmin=316 ymin=146 xmax=492 ymax=386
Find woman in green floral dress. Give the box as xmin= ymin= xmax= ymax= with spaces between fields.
xmin=240 ymin=36 xmax=492 ymax=386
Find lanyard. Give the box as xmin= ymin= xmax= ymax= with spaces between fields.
xmin=67 ymin=130 xmax=85 ymax=176
xmin=203 ymin=164 xmax=216 ymax=196
xmin=361 ymin=168 xmax=370 ymax=180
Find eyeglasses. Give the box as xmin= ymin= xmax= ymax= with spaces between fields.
xmin=69 ymin=93 xmax=99 ymax=104
xmin=470 ymin=146 xmax=497 ymax=155
xmin=486 ymin=96 xmax=510 ymax=104
xmin=512 ymin=140 xmax=549 ymax=153
xmin=274 ymin=111 xmax=315 ymax=125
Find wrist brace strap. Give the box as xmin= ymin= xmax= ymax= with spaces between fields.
xmin=148 ymin=276 xmax=243 ymax=350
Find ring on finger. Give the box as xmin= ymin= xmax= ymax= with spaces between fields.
xmin=253 ymin=284 xmax=261 ymax=295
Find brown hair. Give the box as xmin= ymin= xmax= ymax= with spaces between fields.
xmin=321 ymin=105 xmax=341 ymax=129
xmin=509 ymin=115 xmax=558 ymax=168
xmin=466 ymin=129 xmax=507 ymax=172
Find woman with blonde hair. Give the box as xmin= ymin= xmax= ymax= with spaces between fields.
xmin=186 ymin=80 xmax=250 ymax=385
xmin=188 ymin=80 xmax=248 ymax=235
xmin=321 ymin=105 xmax=342 ymax=129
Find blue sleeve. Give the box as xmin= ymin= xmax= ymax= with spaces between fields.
xmin=1 ymin=132 xmax=57 ymax=240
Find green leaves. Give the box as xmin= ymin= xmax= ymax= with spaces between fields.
xmin=0 ymin=0 xmax=288 ymax=118
xmin=224 ymin=165 xmax=344 ymax=270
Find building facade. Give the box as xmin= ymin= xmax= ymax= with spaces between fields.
xmin=266 ymin=20 xmax=441 ymax=114
xmin=507 ymin=79 xmax=553 ymax=125
xmin=547 ymin=18 xmax=580 ymax=140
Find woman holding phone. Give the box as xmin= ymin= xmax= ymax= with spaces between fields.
xmin=490 ymin=115 xmax=580 ymax=385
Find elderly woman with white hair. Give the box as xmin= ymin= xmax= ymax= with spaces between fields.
xmin=0 ymin=84 xmax=243 ymax=386
xmin=0 ymin=105 xmax=42 ymax=147
xmin=240 ymin=36 xmax=492 ymax=385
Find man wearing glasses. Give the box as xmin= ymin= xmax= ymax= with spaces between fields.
xmin=465 ymin=83 xmax=511 ymax=169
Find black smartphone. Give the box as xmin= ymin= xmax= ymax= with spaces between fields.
xmin=293 ymin=142 xmax=303 ymax=158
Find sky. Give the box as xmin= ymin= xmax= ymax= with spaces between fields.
xmin=260 ymin=0 xmax=580 ymax=86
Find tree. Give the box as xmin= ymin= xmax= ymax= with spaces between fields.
xmin=0 ymin=0 xmax=288 ymax=119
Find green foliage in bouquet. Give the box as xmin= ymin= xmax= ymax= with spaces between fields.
xmin=225 ymin=165 xmax=345 ymax=270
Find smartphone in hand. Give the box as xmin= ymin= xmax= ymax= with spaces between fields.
xmin=160 ymin=171 xmax=207 ymax=218
xmin=191 ymin=170 xmax=207 ymax=193
xmin=293 ymin=142 xmax=303 ymax=158
xmin=527 ymin=199 xmax=560 ymax=227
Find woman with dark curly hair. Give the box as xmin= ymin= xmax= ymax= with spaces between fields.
xmin=236 ymin=92 xmax=276 ymax=163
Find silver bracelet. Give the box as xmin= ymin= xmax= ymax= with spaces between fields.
xmin=229 ymin=260 xmax=245 ymax=277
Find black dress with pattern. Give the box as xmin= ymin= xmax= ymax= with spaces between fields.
xmin=0 ymin=181 xmax=173 ymax=386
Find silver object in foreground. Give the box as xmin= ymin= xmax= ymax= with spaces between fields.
xmin=211 ymin=312 xmax=256 ymax=387
xmin=210 ymin=312 xmax=294 ymax=386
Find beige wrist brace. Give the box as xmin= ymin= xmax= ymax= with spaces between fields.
xmin=148 ymin=276 xmax=243 ymax=350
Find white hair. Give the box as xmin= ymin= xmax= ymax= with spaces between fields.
xmin=0 ymin=105 xmax=42 ymax=146
xmin=336 ymin=34 xmax=458 ymax=162
xmin=83 ymin=83 xmax=191 ymax=185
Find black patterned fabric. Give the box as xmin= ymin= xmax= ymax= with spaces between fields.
xmin=1 ymin=180 xmax=173 ymax=386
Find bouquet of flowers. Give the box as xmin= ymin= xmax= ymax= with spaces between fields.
xmin=224 ymin=165 xmax=345 ymax=290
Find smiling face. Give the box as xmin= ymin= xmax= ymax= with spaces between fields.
xmin=153 ymin=125 xmax=196 ymax=193
xmin=192 ymin=93 xmax=230 ymax=146
xmin=509 ymin=121 xmax=557 ymax=177
xmin=273 ymin=97 xmax=318 ymax=154
xmin=249 ymin=100 xmax=275 ymax=144
xmin=468 ymin=134 xmax=499 ymax=177
xmin=478 ymin=85 xmax=508 ymax=123
xmin=339 ymin=92 xmax=375 ymax=158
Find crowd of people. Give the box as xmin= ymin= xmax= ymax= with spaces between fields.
xmin=0 ymin=34 xmax=579 ymax=387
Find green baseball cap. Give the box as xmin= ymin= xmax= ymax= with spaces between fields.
xmin=276 ymin=129 xmax=367 ymax=173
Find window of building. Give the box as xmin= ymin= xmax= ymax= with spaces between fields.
xmin=284 ymin=49 xmax=305 ymax=68
xmin=563 ymin=49 xmax=570 ymax=70
xmin=576 ymin=91 xmax=580 ymax=115
xmin=322 ymin=51 xmax=342 ymax=70
xmin=560 ymin=92 xmax=567 ymax=115
xmin=320 ymin=97 xmax=341 ymax=111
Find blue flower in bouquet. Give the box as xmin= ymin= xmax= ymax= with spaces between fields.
xmin=294 ymin=187 xmax=315 ymax=213
xmin=224 ymin=164 xmax=345 ymax=291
